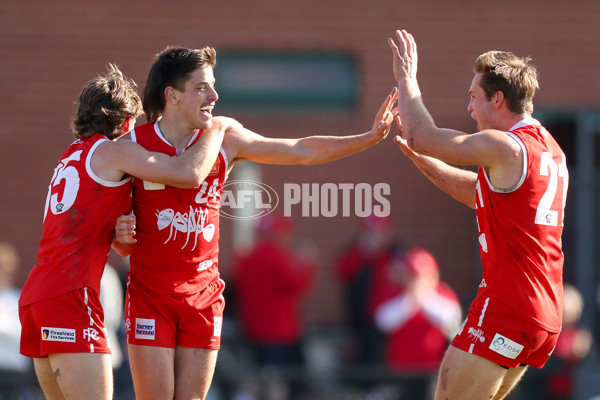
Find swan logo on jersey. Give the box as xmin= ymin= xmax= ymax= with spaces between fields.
xmin=468 ymin=327 xmax=486 ymax=343
xmin=489 ymin=333 xmax=524 ymax=359
xmin=41 ymin=327 xmax=76 ymax=342
xmin=155 ymin=206 xmax=216 ymax=250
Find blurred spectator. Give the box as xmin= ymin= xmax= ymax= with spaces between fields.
xmin=374 ymin=248 xmax=462 ymax=399
xmin=0 ymin=242 xmax=33 ymax=397
xmin=541 ymin=283 xmax=592 ymax=400
xmin=233 ymin=214 xmax=316 ymax=367
xmin=231 ymin=369 xmax=290 ymax=400
xmin=335 ymin=214 xmax=400 ymax=363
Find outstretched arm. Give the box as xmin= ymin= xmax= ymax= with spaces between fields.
xmin=93 ymin=117 xmax=239 ymax=187
xmin=225 ymin=88 xmax=398 ymax=166
xmin=394 ymin=118 xmax=477 ymax=209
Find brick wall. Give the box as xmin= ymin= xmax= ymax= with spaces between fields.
xmin=2 ymin=0 xmax=598 ymax=324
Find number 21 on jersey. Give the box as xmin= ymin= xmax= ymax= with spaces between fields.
xmin=535 ymin=153 xmax=568 ymax=226
xmin=475 ymin=152 xmax=568 ymax=227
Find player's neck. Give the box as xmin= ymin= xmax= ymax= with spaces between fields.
xmin=157 ymin=117 xmax=198 ymax=153
xmin=493 ymin=112 xmax=530 ymax=132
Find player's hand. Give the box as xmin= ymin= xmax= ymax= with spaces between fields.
xmin=369 ymin=87 xmax=399 ymax=143
xmin=388 ymin=29 xmax=418 ymax=83
xmin=114 ymin=211 xmax=136 ymax=244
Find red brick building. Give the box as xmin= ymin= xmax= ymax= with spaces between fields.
xmin=2 ymin=1 xmax=599 ymax=327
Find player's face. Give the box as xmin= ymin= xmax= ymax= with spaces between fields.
xmin=177 ymin=66 xmax=219 ymax=130
xmin=467 ymin=73 xmax=495 ymax=131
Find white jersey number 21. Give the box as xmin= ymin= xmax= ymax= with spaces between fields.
xmin=535 ymin=152 xmax=568 ymax=226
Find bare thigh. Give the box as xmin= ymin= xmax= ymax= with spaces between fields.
xmin=435 ymin=345 xmax=512 ymax=400
xmin=174 ymin=346 xmax=219 ymax=400
xmin=35 ymin=353 xmax=112 ymax=400
xmin=34 ymin=358 xmax=65 ymax=400
xmin=493 ymin=365 xmax=528 ymax=400
xmin=128 ymin=344 xmax=175 ymax=400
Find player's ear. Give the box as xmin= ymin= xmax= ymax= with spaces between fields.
xmin=165 ymin=86 xmax=179 ymax=105
xmin=493 ymin=91 xmax=504 ymax=108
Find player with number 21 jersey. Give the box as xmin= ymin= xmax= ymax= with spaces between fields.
xmin=473 ymin=118 xmax=568 ymax=333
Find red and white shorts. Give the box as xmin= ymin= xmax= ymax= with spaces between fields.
xmin=451 ymin=297 xmax=559 ymax=368
xmin=125 ymin=277 xmax=225 ymax=349
xmin=19 ymin=287 xmax=110 ymax=358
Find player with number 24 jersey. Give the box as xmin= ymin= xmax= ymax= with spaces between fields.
xmin=127 ymin=121 xmax=227 ymax=296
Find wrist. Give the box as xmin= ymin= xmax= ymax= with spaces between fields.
xmin=397 ymin=78 xmax=420 ymax=96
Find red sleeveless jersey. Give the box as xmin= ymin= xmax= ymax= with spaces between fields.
xmin=129 ymin=122 xmax=227 ymax=295
xmin=20 ymin=134 xmax=132 ymax=306
xmin=473 ymin=118 xmax=568 ymax=332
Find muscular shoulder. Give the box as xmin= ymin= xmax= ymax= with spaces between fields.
xmin=478 ymin=129 xmax=525 ymax=189
xmin=91 ymin=139 xmax=138 ymax=182
xmin=222 ymin=124 xmax=262 ymax=164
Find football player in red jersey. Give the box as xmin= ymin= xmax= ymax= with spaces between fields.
xmin=19 ymin=64 xmax=235 ymax=400
xmin=114 ymin=46 xmax=398 ymax=400
xmin=389 ymin=30 xmax=568 ymax=400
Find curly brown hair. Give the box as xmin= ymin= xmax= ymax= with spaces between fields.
xmin=71 ymin=64 xmax=142 ymax=140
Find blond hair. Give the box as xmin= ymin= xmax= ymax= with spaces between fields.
xmin=474 ymin=51 xmax=539 ymax=114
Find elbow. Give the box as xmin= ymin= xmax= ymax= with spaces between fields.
xmin=190 ymin=174 xmax=206 ymax=188
xmin=403 ymin=123 xmax=433 ymax=155
xmin=175 ymin=173 xmax=205 ymax=189
xmin=301 ymin=156 xmax=320 ymax=166
xmin=404 ymin=133 xmax=426 ymax=154
xmin=402 ymin=125 xmax=422 ymax=151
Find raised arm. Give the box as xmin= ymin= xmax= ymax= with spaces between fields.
xmin=224 ymin=88 xmax=398 ymax=166
xmin=388 ymin=30 xmax=521 ymax=170
xmin=93 ymin=117 xmax=239 ymax=187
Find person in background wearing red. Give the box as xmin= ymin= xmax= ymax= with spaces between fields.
xmin=374 ymin=248 xmax=462 ymax=398
xmin=335 ymin=214 xmax=400 ymax=363
xmin=522 ymin=283 xmax=593 ymax=400
xmin=233 ymin=214 xmax=316 ymax=367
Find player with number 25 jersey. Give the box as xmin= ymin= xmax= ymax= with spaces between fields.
xmin=20 ymin=134 xmax=132 ymax=308
xmin=20 ymin=134 xmax=132 ymax=357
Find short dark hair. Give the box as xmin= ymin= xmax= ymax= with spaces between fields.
xmin=142 ymin=46 xmax=217 ymax=122
xmin=71 ymin=64 xmax=142 ymax=140
xmin=474 ymin=51 xmax=539 ymax=115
